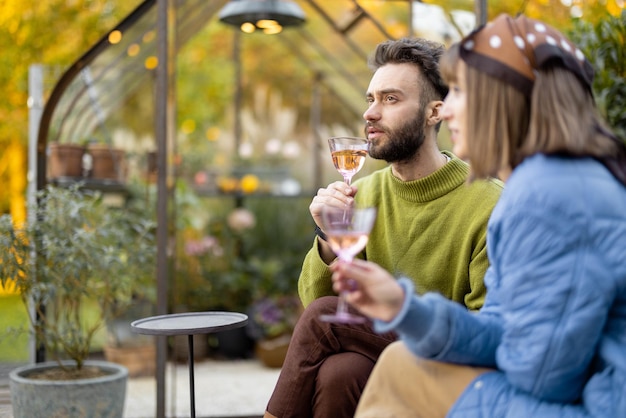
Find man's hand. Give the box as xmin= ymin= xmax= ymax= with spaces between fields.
xmin=309 ymin=181 xmax=356 ymax=264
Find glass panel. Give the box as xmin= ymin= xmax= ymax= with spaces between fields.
xmin=37 ymin=0 xmax=420 ymax=192
xmin=41 ymin=0 xmax=230 ymax=148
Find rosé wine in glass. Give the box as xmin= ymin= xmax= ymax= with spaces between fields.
xmin=319 ymin=206 xmax=377 ymax=324
xmin=328 ymin=137 xmax=369 ymax=185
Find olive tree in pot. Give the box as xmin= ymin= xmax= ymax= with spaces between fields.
xmin=0 ymin=184 xmax=156 ymax=418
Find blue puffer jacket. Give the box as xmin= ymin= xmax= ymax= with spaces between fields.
xmin=375 ymin=154 xmax=626 ymax=417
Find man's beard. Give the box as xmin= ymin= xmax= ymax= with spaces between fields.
xmin=367 ymin=108 xmax=427 ymax=163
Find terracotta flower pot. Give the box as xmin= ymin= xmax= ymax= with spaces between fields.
xmin=47 ymin=142 xmax=85 ymax=179
xmin=86 ymin=144 xmax=127 ymax=182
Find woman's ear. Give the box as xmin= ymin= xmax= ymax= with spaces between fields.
xmin=427 ymin=101 xmax=443 ymax=126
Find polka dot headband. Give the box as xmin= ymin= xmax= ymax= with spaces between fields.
xmin=459 ymin=14 xmax=594 ymax=96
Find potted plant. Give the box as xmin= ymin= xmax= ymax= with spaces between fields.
xmin=246 ymin=294 xmax=302 ymax=368
xmin=0 ymin=184 xmax=156 ymax=417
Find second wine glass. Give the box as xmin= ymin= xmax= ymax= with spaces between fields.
xmin=328 ymin=136 xmax=369 ymax=185
xmin=319 ymin=205 xmax=377 ymax=324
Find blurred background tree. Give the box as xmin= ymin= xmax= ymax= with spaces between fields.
xmin=569 ymin=10 xmax=625 ymax=140
xmin=0 ymin=0 xmax=139 ymax=222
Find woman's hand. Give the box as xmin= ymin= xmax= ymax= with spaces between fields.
xmin=330 ymin=258 xmax=405 ymax=322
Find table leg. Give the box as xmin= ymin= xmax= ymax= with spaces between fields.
xmin=188 ymin=334 xmax=195 ymax=418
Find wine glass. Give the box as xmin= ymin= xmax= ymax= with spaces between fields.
xmin=328 ymin=136 xmax=369 ymax=186
xmin=319 ymin=206 xmax=377 ymax=324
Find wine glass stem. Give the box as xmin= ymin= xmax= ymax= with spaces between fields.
xmin=343 ymin=177 xmax=352 ymax=186
xmin=336 ymin=291 xmax=351 ymax=315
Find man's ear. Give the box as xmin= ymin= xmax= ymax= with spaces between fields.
xmin=427 ymin=101 xmax=443 ymax=126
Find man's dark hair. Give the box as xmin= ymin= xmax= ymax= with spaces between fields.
xmin=369 ymin=38 xmax=449 ymax=103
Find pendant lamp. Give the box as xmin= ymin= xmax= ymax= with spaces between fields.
xmin=219 ymin=0 xmax=306 ymax=34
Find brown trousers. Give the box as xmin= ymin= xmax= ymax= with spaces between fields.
xmin=355 ymin=341 xmax=493 ymax=418
xmin=264 ymin=296 xmax=397 ymax=418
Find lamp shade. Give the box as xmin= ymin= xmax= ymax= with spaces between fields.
xmin=219 ymin=0 xmax=306 ymax=32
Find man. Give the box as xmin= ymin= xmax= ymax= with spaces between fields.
xmin=264 ymin=37 xmax=503 ymax=418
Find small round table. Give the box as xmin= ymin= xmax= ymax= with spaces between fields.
xmin=131 ymin=311 xmax=248 ymax=418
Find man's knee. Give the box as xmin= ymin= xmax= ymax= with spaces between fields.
xmin=314 ymin=353 xmax=375 ymax=418
xmin=301 ymin=296 xmax=339 ymax=319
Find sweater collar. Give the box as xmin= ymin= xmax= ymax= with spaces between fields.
xmin=387 ymin=151 xmax=470 ymax=203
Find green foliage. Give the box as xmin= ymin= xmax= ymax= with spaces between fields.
xmin=0 ymin=294 xmax=29 ymax=362
xmin=174 ymin=195 xmax=312 ymax=313
xmin=485 ymin=0 xmax=620 ymax=31
xmin=0 ymin=295 xmax=108 ymax=361
xmin=243 ymin=197 xmax=312 ymax=296
xmin=0 ymin=184 xmax=156 ymax=370
xmin=0 ymin=0 xmax=139 ymax=213
xmin=569 ymin=11 xmax=626 ymax=140
xmin=176 ymin=23 xmax=235 ymax=133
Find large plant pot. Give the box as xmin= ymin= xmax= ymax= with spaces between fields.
xmin=9 ymin=360 xmax=128 ymax=418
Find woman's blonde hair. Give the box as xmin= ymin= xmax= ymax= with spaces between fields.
xmin=441 ymin=43 xmax=625 ymax=182
xmin=523 ymin=65 xmax=621 ymax=163
xmin=440 ymin=44 xmax=530 ymax=180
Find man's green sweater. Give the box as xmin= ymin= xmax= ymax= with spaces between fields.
xmin=298 ymin=151 xmax=503 ymax=311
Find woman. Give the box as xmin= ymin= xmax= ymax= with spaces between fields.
xmin=330 ymin=14 xmax=626 ymax=417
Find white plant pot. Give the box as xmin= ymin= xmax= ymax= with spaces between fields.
xmin=9 ymin=360 xmax=128 ymax=418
